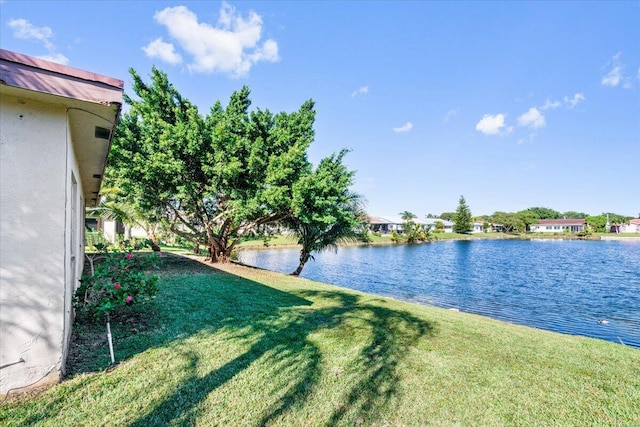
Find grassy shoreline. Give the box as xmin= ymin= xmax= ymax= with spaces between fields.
xmin=2 ymin=253 xmax=638 ymax=426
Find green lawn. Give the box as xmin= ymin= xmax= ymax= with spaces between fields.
xmin=2 ymin=254 xmax=638 ymax=426
xmin=235 ymin=234 xmax=299 ymax=248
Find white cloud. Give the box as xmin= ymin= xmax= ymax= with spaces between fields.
xmin=150 ymin=3 xmax=279 ymax=77
xmin=8 ymin=18 xmax=54 ymax=49
xmin=443 ymin=109 xmax=457 ymax=122
xmin=475 ymin=113 xmax=506 ymax=135
xmin=393 ymin=122 xmax=413 ymax=132
xmin=8 ymin=18 xmax=69 ymax=64
xmin=142 ymin=38 xmax=183 ymax=65
xmin=601 ymin=52 xmax=633 ymax=89
xmin=518 ymin=107 xmax=545 ymax=129
xmin=37 ymin=53 xmax=69 ymax=65
xmin=564 ymin=93 xmax=585 ymax=108
xmin=351 ymin=86 xmax=369 ymax=97
xmin=540 ymin=98 xmax=561 ymax=110
xmin=602 ymin=65 xmax=622 ymax=87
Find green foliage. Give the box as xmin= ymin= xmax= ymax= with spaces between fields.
xmin=405 ymin=222 xmax=433 ymax=243
xmin=586 ymin=215 xmax=607 ymax=232
xmin=562 ymin=211 xmax=588 ymax=219
xmin=586 ymin=213 xmax=633 ymax=232
xmin=439 ymin=211 xmax=456 ymax=221
xmin=453 ymin=195 xmax=473 ymax=234
xmin=492 ymin=211 xmax=525 ymax=233
xmin=287 ymin=150 xmax=365 ymax=275
xmin=76 ymin=242 xmax=162 ymax=321
xmin=399 ymin=211 xmax=417 ymax=222
xmin=107 ymin=67 xmax=317 ymax=262
xmin=513 ymin=209 xmax=539 ymax=231
xmin=525 ymin=207 xmax=561 ymax=219
xmin=85 ymin=230 xmax=110 ymax=251
xmin=89 ymin=188 xmax=163 ymax=251
xmin=604 ymin=212 xmax=632 ymax=224
xmin=390 ymin=212 xmax=433 ymax=243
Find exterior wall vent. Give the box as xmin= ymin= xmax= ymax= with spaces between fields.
xmin=95 ymin=126 xmax=111 ymax=140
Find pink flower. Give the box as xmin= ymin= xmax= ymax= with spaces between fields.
xmin=114 ymin=283 xmax=121 ymax=289
xmin=157 ymin=251 xmax=163 ymax=257
xmin=125 ymin=253 xmax=133 ymax=259
xmin=125 ymin=296 xmax=133 ymax=303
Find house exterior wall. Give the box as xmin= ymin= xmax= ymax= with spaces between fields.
xmin=530 ymin=223 xmax=585 ymax=233
xmin=471 ymin=223 xmax=484 ymax=233
xmin=0 ymin=94 xmax=83 ymax=394
xmin=619 ymin=223 xmax=640 ymax=233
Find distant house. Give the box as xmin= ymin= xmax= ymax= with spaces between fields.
xmin=0 ymin=49 xmax=123 ymax=394
xmin=366 ymin=216 xmax=394 ymax=234
xmin=530 ymin=219 xmax=586 ymax=233
xmin=471 ymin=222 xmax=485 ymax=233
xmin=423 ymin=218 xmax=454 ymax=233
xmin=610 ymin=218 xmax=640 ymax=234
xmin=489 ymin=223 xmax=505 ymax=233
xmin=367 ymin=216 xmax=455 ymax=234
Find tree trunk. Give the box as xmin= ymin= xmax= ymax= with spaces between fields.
xmin=149 ymin=240 xmax=162 ymax=252
xmin=291 ymin=250 xmax=310 ymax=276
xmin=145 ymin=228 xmax=161 ymax=252
xmin=207 ymin=241 xmax=231 ymax=263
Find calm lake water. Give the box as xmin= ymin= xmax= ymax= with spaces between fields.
xmin=238 ymin=239 xmax=640 ymax=348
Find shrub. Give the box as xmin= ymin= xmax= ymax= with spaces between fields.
xmin=76 ymin=241 xmax=162 ymax=321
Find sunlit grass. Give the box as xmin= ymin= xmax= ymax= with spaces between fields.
xmin=2 ymin=254 xmax=638 ymax=426
xmin=236 ymin=234 xmax=298 ymax=248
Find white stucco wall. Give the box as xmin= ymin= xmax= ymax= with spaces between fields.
xmin=0 ymin=94 xmax=84 ymax=394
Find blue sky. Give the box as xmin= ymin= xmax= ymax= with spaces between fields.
xmin=2 ymin=1 xmax=638 ymax=217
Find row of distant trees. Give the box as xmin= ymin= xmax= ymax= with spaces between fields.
xmin=425 ymin=204 xmax=634 ymax=233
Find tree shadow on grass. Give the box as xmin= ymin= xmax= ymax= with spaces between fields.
xmin=64 ymin=254 xmax=436 ymax=426
xmin=66 ymin=253 xmax=311 ymax=375
xmin=126 ymin=264 xmax=435 ymax=426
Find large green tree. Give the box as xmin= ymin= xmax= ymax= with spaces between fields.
xmin=492 ymin=211 xmax=525 ymax=233
xmin=287 ymin=150 xmax=365 ymax=276
xmin=453 ymin=195 xmax=473 ymax=234
xmin=107 ymin=67 xmax=317 ymax=262
xmin=515 ymin=209 xmax=540 ymax=232
xmin=525 ymin=207 xmax=561 ymax=219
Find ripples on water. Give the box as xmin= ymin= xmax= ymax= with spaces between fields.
xmin=239 ymin=240 xmax=640 ymax=348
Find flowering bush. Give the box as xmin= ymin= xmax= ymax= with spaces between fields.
xmin=76 ymin=242 xmax=162 ymax=321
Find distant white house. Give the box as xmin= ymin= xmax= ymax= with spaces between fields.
xmin=610 ymin=218 xmax=640 ymax=234
xmin=423 ymin=218 xmax=454 ymax=233
xmin=530 ymin=219 xmax=586 ymax=233
xmin=367 ymin=216 xmax=454 ymax=234
xmin=366 ymin=216 xmax=396 ymax=234
xmin=471 ymin=222 xmax=485 ymax=233
xmin=0 ymin=49 xmax=123 ymax=395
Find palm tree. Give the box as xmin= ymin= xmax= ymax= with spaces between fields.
xmin=89 ymin=187 xmax=162 ymax=251
xmin=399 ymin=211 xmax=417 ymax=222
xmin=289 ymin=192 xmax=366 ymax=276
